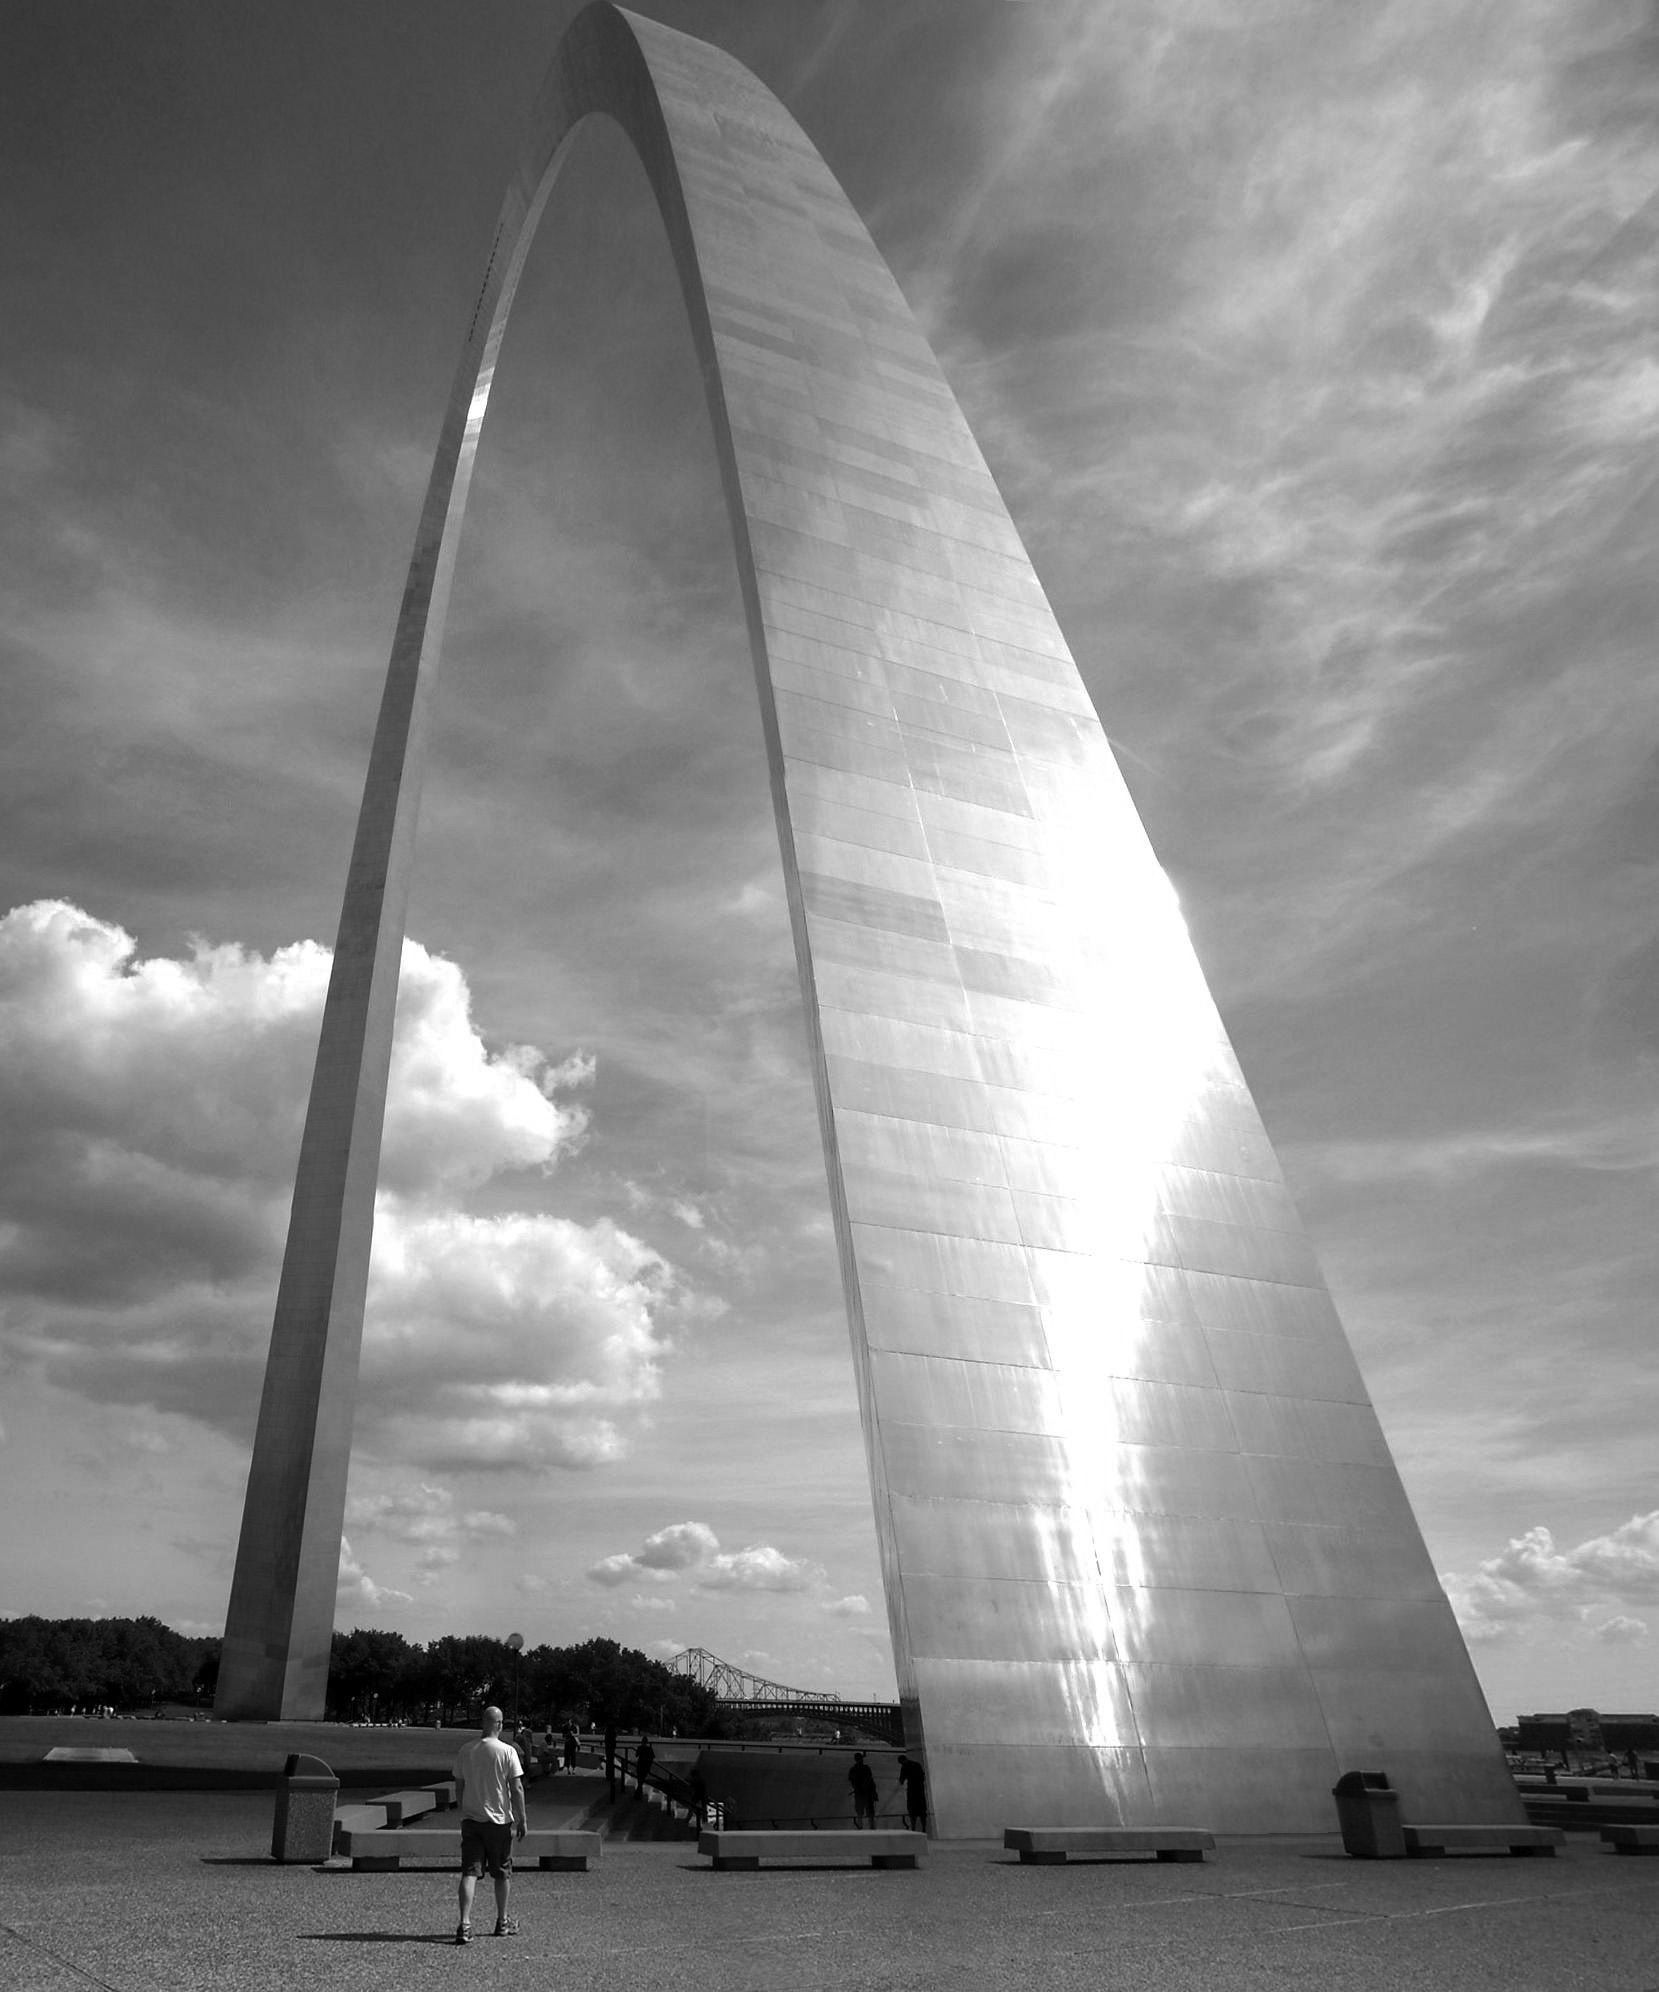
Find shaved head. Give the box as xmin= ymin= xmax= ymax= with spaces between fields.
xmin=481 ymin=1705 xmax=504 ymax=1735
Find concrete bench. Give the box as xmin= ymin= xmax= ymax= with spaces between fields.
xmin=697 ymin=1829 xmax=922 ymax=1871
xmin=330 ymin=1783 xmax=456 ymax=1851
xmin=1403 ymin=1824 xmax=1563 ymax=1858
xmin=1003 ymin=1827 xmax=1214 ymax=1865
xmin=376 ymin=1787 xmax=444 ymax=1826
xmin=339 ymin=1828 xmax=602 ymax=1872
xmin=332 ymin=1802 xmax=392 ymax=1848
xmin=1600 ymin=1825 xmax=1659 ymax=1855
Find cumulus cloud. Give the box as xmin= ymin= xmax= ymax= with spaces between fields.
xmin=362 ymin=1208 xmax=678 ymax=1470
xmin=586 ymin=1520 xmax=823 ymax=1594
xmin=345 ymin=1483 xmax=515 ymax=1544
xmin=1587 ymin=1615 xmax=1648 ymax=1646
xmin=0 ymin=900 xmax=692 ymax=1471
xmin=1568 ymin=1513 xmax=1659 ymax=1595
xmin=698 ymin=1544 xmax=820 ymax=1594
xmin=1442 ymin=1513 xmax=1659 ymax=1645
xmin=825 ymin=1595 xmax=871 ymax=1618
xmin=344 ymin=1482 xmax=517 ymax=1587
xmin=619 ymin=1181 xmax=751 ymax=1275
xmin=337 ymin=1537 xmax=411 ymax=1614
xmin=586 ymin=1555 xmax=643 ymax=1590
xmin=636 ymin=1521 xmax=721 ymax=1574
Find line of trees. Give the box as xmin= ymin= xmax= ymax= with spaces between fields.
xmin=0 ymin=1616 xmax=217 ymax=1714
xmin=327 ymin=1630 xmax=724 ymax=1733
xmin=0 ymin=1617 xmax=724 ymax=1735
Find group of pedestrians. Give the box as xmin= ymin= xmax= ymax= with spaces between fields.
xmin=450 ymin=1709 xmax=925 ymax=1946
xmin=522 ymin=1718 xmax=580 ymax=1775
xmin=847 ymin=1749 xmax=926 ymax=1831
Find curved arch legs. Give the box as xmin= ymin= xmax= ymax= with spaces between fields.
xmin=217 ymin=2 xmax=1516 ymax=1842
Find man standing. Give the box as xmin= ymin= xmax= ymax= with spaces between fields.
xmin=452 ymin=1706 xmax=526 ymax=1945
xmin=895 ymin=1753 xmax=926 ymax=1832
xmin=514 ymin=1720 xmax=537 ymax=1779
xmin=847 ymin=1750 xmax=878 ymax=1829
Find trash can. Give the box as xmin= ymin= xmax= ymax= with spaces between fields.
xmin=1331 ymin=1770 xmax=1406 ymax=1858
xmin=271 ymin=1752 xmax=339 ymax=1863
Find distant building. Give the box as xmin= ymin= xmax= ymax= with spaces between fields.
xmin=1515 ymin=1710 xmax=1659 ymax=1754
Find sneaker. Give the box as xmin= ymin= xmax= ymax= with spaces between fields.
xmin=492 ymin=1919 xmax=518 ymax=1938
xmin=454 ymin=1924 xmax=471 ymax=1946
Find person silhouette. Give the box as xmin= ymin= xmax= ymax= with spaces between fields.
xmin=847 ymin=1750 xmax=877 ymax=1828
xmin=895 ymin=1753 xmax=926 ymax=1832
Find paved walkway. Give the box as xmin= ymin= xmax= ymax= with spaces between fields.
xmin=2 ymin=1792 xmax=1655 ymax=1991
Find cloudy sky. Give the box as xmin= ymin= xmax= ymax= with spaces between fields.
xmin=2 ymin=0 xmax=1656 ymax=1717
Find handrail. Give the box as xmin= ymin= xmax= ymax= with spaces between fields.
xmin=614 ymin=1745 xmax=711 ymax=1831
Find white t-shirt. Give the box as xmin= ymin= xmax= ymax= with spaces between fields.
xmin=453 ymin=1734 xmax=523 ymax=1824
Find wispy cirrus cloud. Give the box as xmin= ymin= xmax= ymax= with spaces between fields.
xmin=1287 ymin=1110 xmax=1659 ymax=1187
xmin=931 ymin=0 xmax=1659 ymax=997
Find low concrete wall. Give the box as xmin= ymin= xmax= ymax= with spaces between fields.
xmin=695 ymin=1746 xmax=907 ymax=1828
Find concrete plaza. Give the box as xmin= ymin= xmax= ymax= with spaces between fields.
xmin=3 ymin=1792 xmax=1656 ymax=1992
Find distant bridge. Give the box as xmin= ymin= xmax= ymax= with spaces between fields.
xmin=669 ymin=1647 xmax=904 ymax=1745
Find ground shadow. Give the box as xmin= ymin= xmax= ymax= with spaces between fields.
xmin=687 ymin=1862 xmax=920 ymax=1877
xmin=313 ymin=1863 xmax=464 ymax=1875
xmin=200 ymin=1856 xmax=379 ymax=1869
xmin=993 ymin=1856 xmax=1206 ymax=1869
xmin=300 ymin=1932 xmax=460 ymax=1946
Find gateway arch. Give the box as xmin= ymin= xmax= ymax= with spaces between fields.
xmin=217 ymin=2 xmax=1519 ymax=1837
